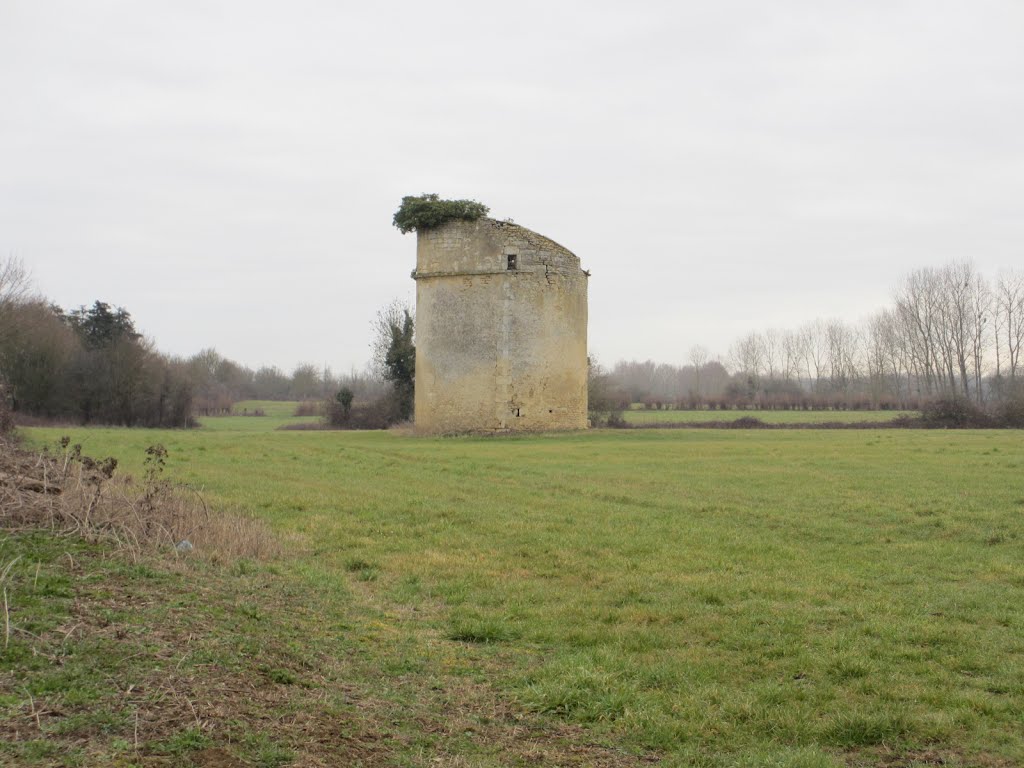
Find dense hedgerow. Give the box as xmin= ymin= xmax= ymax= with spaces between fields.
xmin=994 ymin=392 xmax=1024 ymax=427
xmin=392 ymin=194 xmax=489 ymax=234
xmin=920 ymin=396 xmax=991 ymax=428
xmin=917 ymin=394 xmax=1024 ymax=428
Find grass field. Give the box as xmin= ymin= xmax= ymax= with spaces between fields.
xmin=621 ymin=409 xmax=915 ymax=425
xmin=198 ymin=399 xmax=320 ymax=432
xmin=231 ymin=399 xmax=309 ymax=417
xmin=12 ymin=424 xmax=1023 ymax=767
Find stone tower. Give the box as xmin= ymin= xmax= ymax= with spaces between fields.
xmin=413 ymin=217 xmax=588 ymax=434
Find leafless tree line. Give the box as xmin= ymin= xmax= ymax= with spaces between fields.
xmin=165 ymin=350 xmax=390 ymax=417
xmin=603 ymin=353 xmax=731 ymax=408
xmin=729 ymin=262 xmax=1023 ymax=406
xmin=602 ymin=262 xmax=1024 ymax=411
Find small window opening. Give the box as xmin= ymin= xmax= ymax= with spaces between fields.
xmin=513 ymin=407 xmax=521 ymax=417
xmin=507 ymin=254 xmax=518 ymax=270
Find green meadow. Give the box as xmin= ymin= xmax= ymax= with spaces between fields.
xmin=231 ymin=399 xmax=310 ymax=418
xmin=15 ymin=421 xmax=1024 ymax=766
xmin=196 ymin=399 xmax=320 ymax=432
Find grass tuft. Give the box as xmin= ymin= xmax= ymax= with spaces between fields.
xmin=821 ymin=709 xmax=913 ymax=747
xmin=523 ymin=655 xmax=638 ymax=723
xmin=826 ymin=658 xmax=870 ymax=682
xmin=448 ymin=615 xmax=520 ymax=644
xmin=160 ymin=726 xmax=212 ymax=755
xmin=344 ymin=558 xmax=379 ymax=581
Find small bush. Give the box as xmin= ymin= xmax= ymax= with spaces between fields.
xmin=293 ymin=400 xmax=319 ymax=417
xmin=605 ymin=412 xmax=629 ymax=428
xmin=392 ymin=193 xmax=489 ymax=234
xmin=324 ymin=397 xmax=396 ymax=429
xmin=920 ymin=396 xmax=991 ymax=428
xmin=589 ymin=410 xmax=629 ymax=428
xmin=335 ymin=386 xmax=354 ymax=421
xmin=993 ymin=394 xmax=1024 ymax=428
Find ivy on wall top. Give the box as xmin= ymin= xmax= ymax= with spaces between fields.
xmin=392 ymin=194 xmax=490 ymax=234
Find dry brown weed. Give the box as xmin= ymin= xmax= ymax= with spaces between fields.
xmin=0 ymin=436 xmax=278 ymax=563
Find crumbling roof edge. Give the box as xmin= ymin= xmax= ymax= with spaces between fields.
xmin=483 ymin=217 xmax=577 ymax=259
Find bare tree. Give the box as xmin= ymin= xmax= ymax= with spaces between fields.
xmin=895 ymin=267 xmax=943 ymax=396
xmin=0 ymin=257 xmax=33 ymax=307
xmin=995 ymin=270 xmax=1024 ymax=381
xmin=688 ymin=345 xmax=708 ymax=399
xmin=0 ymin=257 xmax=35 ymax=347
xmin=371 ymin=299 xmax=416 ymax=421
xmin=0 ymin=300 xmax=77 ymax=414
xmin=290 ymin=362 xmax=324 ymax=400
xmin=826 ymin=320 xmax=860 ymax=392
xmin=371 ymin=299 xmax=415 ymax=379
xmin=613 ymin=360 xmax=657 ymax=403
xmin=780 ymin=330 xmax=801 ymax=382
xmin=968 ymin=270 xmax=991 ymax=402
xmin=864 ymin=311 xmax=895 ymax=405
xmin=936 ymin=261 xmax=975 ymax=396
xmin=730 ymin=332 xmax=765 ymax=384
xmin=799 ymin=320 xmax=829 ymax=391
xmin=876 ymin=307 xmax=913 ymax=400
xmin=0 ymin=258 xmax=39 ymax=414
xmin=761 ymin=329 xmax=782 ymax=380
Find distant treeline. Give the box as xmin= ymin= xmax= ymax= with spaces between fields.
xmin=593 ymin=261 xmax=1023 ymax=414
xmin=0 ymin=304 xmax=382 ymax=428
xmin=5 ymin=256 xmax=1022 ymax=429
xmin=0 ymin=259 xmax=385 ymax=428
xmin=0 ymin=297 xmax=193 ymax=427
xmin=184 ymin=348 xmax=387 ymax=417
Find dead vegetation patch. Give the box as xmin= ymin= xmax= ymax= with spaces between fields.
xmin=0 ymin=436 xmax=278 ymax=562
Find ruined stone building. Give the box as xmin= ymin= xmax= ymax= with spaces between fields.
xmin=412 ymin=218 xmax=588 ymax=434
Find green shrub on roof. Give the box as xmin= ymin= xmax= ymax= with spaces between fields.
xmin=392 ymin=194 xmax=490 ymax=234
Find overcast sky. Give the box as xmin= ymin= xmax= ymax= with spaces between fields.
xmin=2 ymin=1 xmax=1023 ymax=374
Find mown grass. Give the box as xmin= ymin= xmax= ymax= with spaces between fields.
xmin=621 ymin=409 xmax=914 ymax=424
xmin=18 ymin=426 xmax=1024 ymax=766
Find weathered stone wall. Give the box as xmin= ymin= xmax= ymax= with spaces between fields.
xmin=413 ymin=218 xmax=588 ymax=434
